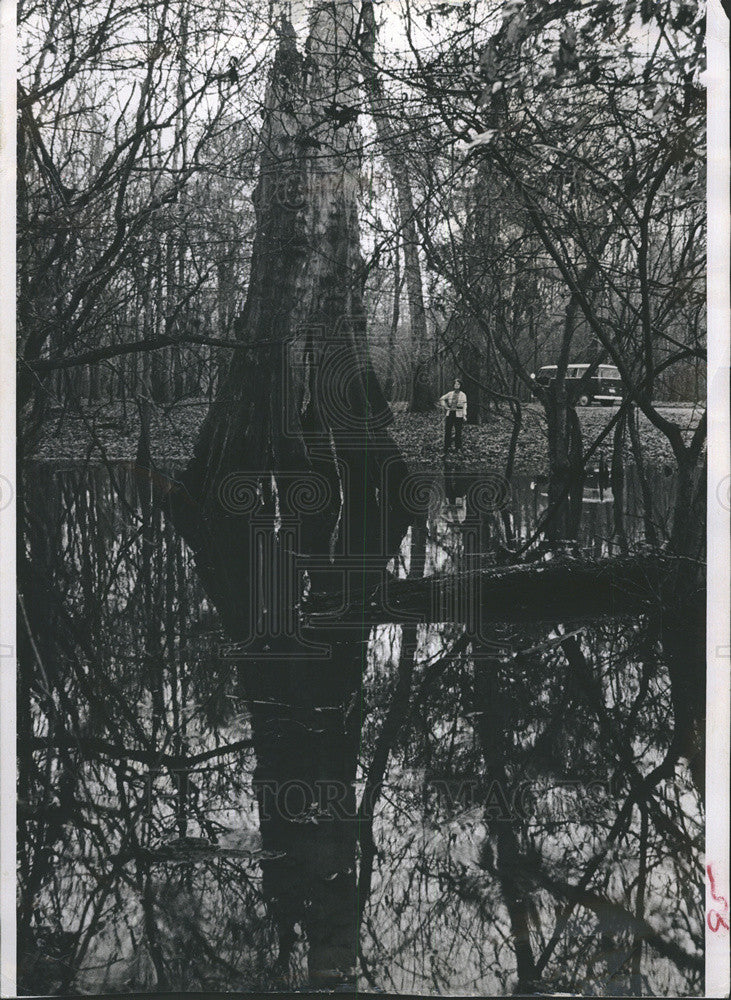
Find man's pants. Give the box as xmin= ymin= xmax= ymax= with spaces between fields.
xmin=444 ymin=412 xmax=464 ymax=452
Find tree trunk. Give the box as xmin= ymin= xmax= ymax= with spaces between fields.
xmin=304 ymin=553 xmax=700 ymax=628
xmin=163 ymin=9 xmax=410 ymax=986
xmin=611 ymin=408 xmax=629 ymax=554
xmin=462 ymin=321 xmax=484 ymax=425
xmin=543 ymin=380 xmax=584 ymax=546
xmin=626 ymin=404 xmax=658 ymax=548
xmin=661 ymin=446 xmax=707 ymax=795
xmin=384 ymin=238 xmax=402 ymax=399
xmin=361 ymin=0 xmax=433 ymax=411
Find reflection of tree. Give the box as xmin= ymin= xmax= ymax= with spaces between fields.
xmin=18 ymin=465 xmax=276 ymax=992
xmin=18 ymin=461 xmax=703 ymax=994
xmin=358 ymin=618 xmax=702 ymax=995
xmin=472 ymin=652 xmax=538 ymax=991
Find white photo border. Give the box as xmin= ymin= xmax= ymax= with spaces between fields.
xmin=0 ymin=1 xmax=728 ymax=996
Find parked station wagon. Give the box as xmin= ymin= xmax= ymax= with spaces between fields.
xmin=532 ymin=363 xmax=623 ymax=406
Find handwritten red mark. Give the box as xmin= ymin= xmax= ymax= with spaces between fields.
xmin=707 ymin=864 xmax=730 ymax=933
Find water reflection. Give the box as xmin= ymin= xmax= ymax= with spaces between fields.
xmin=18 ymin=460 xmax=702 ymax=995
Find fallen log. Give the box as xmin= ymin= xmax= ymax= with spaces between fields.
xmin=303 ymin=554 xmax=704 ymax=628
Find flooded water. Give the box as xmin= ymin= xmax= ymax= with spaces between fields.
xmin=17 ymin=460 xmax=702 ymax=995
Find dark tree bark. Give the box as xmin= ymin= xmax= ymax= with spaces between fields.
xmin=544 ymin=380 xmax=584 ymax=546
xmin=661 ymin=422 xmax=707 ymax=797
xmin=304 ymin=554 xmax=704 ymax=628
xmin=162 ymin=9 xmax=410 ymax=987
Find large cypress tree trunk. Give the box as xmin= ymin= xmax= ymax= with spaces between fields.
xmin=164 ymin=8 xmax=410 ymax=986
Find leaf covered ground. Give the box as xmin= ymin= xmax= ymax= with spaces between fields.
xmin=30 ymin=400 xmax=703 ymax=474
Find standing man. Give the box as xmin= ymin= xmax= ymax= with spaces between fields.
xmin=438 ymin=378 xmax=468 ymax=456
